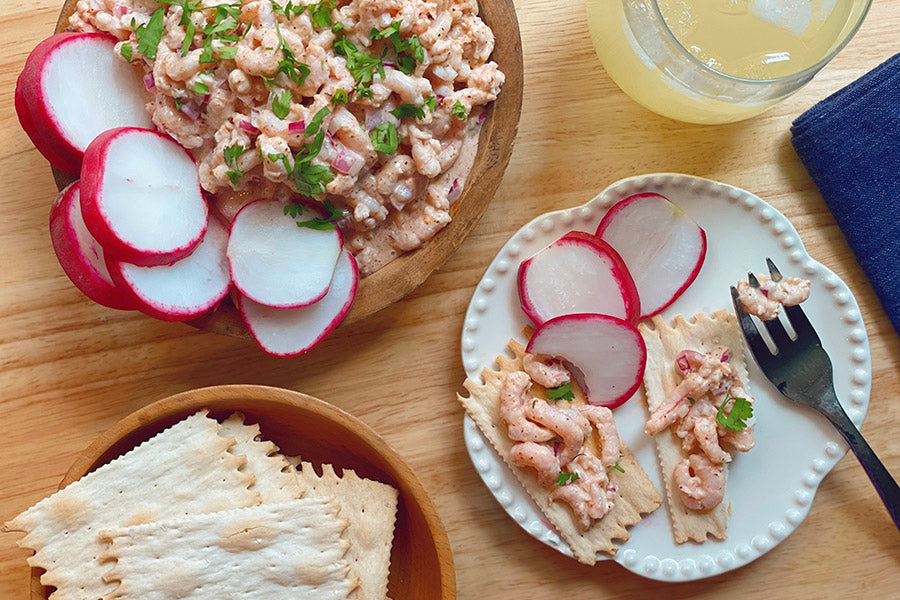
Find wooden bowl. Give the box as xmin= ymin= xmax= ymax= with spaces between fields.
xmin=52 ymin=1 xmax=523 ymax=339
xmin=29 ymin=385 xmax=455 ymax=599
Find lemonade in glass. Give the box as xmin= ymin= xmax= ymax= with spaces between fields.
xmin=588 ymin=1 xmax=872 ymax=124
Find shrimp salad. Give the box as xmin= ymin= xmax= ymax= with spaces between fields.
xmin=500 ymin=355 xmax=623 ymax=531
xmin=644 ymin=346 xmax=755 ymax=511
xmin=69 ymin=0 xmax=505 ymax=274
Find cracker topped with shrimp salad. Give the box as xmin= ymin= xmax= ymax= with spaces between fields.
xmin=639 ymin=310 xmax=757 ymax=544
xmin=458 ymin=339 xmax=662 ymax=565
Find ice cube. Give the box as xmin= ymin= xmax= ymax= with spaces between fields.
xmin=752 ymin=0 xmax=812 ymax=36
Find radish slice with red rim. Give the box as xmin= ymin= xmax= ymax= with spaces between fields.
xmin=518 ymin=230 xmax=640 ymax=326
xmin=80 ymin=127 xmax=208 ymax=266
xmin=16 ymin=33 xmax=154 ymax=173
xmin=596 ymin=193 xmax=706 ymax=319
xmin=526 ymin=313 xmax=646 ymax=408
xmin=49 ymin=181 xmax=136 ymax=310
xmin=227 ymin=199 xmax=343 ymax=309
xmin=238 ymin=250 xmax=358 ymax=357
xmin=106 ymin=216 xmax=231 ymax=322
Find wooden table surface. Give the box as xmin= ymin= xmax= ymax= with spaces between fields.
xmin=1 ymin=1 xmax=899 ymax=598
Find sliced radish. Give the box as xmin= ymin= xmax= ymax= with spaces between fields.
xmin=80 ymin=127 xmax=208 ymax=266
xmin=238 ymin=250 xmax=358 ymax=357
xmin=596 ymin=193 xmax=706 ymax=319
xmin=49 ymin=181 xmax=136 ymax=310
xmin=227 ymin=199 xmax=343 ymax=309
xmin=527 ymin=313 xmax=646 ymax=409
xmin=16 ymin=33 xmax=153 ymax=173
xmin=106 ymin=216 xmax=231 ymax=322
xmin=518 ymin=231 xmax=640 ymax=325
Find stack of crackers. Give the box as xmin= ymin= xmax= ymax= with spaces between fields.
xmin=3 ymin=411 xmax=399 ymax=600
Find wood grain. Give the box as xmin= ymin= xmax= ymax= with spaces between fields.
xmin=27 ymin=385 xmax=454 ymax=600
xmin=52 ymin=0 xmax=523 ymax=338
xmin=1 ymin=1 xmax=899 ymax=599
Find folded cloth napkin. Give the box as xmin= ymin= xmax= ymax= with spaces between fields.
xmin=791 ymin=54 xmax=900 ymax=335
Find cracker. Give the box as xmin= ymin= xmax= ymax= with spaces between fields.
xmin=458 ymin=340 xmax=662 ymax=565
xmin=219 ymin=413 xmax=305 ymax=503
xmin=639 ymin=310 xmax=749 ymax=543
xmin=287 ymin=458 xmax=398 ymax=600
xmin=2 ymin=411 xmax=259 ymax=600
xmin=98 ymin=498 xmax=357 ymax=600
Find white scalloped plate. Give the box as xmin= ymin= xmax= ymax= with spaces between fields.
xmin=460 ymin=173 xmax=871 ymax=581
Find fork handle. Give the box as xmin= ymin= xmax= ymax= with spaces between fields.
xmin=821 ymin=393 xmax=900 ymax=531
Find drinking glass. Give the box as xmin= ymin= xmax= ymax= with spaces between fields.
xmin=587 ymin=0 xmax=872 ymax=124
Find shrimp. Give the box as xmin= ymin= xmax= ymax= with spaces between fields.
xmin=577 ymin=405 xmax=620 ymax=468
xmin=549 ymin=454 xmax=616 ymax=531
xmin=737 ymin=274 xmax=810 ymax=320
xmin=527 ymin=400 xmax=588 ymax=466
xmin=509 ymin=442 xmax=560 ymax=488
xmin=522 ymin=353 xmax=571 ymax=389
xmin=499 ymin=372 xmax=553 ymax=444
xmin=673 ymin=453 xmax=725 ymax=511
xmin=329 ymin=107 xmax=377 ymax=163
xmin=673 ymin=397 xmax=730 ymax=464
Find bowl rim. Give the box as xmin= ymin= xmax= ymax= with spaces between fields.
xmin=51 ymin=0 xmax=524 ymax=340
xmin=30 ymin=384 xmax=456 ymax=599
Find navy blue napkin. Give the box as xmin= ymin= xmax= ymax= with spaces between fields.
xmin=791 ymin=54 xmax=900 ymax=335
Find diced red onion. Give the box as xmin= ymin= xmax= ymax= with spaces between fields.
xmin=675 ymin=349 xmax=703 ymax=375
xmin=180 ymin=102 xmax=200 ymax=121
xmin=331 ymin=149 xmax=365 ymax=176
xmin=202 ymin=94 xmax=210 ymax=104
xmin=478 ymin=110 xmax=487 ymax=123
xmin=249 ymin=176 xmax=263 ymax=184
xmin=239 ymin=120 xmax=259 ymax=134
xmin=115 ymin=5 xmax=127 ymax=17
xmin=143 ymin=72 xmax=155 ymax=91
xmin=448 ymin=178 xmax=462 ymax=204
xmin=288 ymin=120 xmax=306 ymax=133
xmin=761 ymin=288 xmax=769 ymax=297
xmin=720 ymin=349 xmax=730 ymax=363
xmin=365 ymin=109 xmax=385 ymax=131
xmin=382 ymin=61 xmax=397 ymax=69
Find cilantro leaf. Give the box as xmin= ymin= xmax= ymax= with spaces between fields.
xmin=310 ymin=0 xmax=335 ymax=28
xmin=120 ymin=43 xmax=133 ymax=62
xmin=555 ymin=472 xmax=579 ymax=486
xmin=292 ymin=163 xmax=333 ymax=197
xmin=334 ymin=37 xmax=384 ymax=84
xmin=283 ymin=203 xmax=304 ymax=218
xmin=304 ymin=106 xmax=330 ymax=136
xmin=135 ymin=9 xmax=165 ymax=60
xmin=424 ymin=95 xmax=437 ymax=112
xmin=295 ymin=199 xmax=342 ymax=230
xmin=612 ymin=463 xmax=625 ymax=473
xmin=451 ymin=100 xmax=467 ymax=120
xmin=716 ymin=394 xmax=753 ymax=431
xmin=331 ymin=21 xmax=344 ymax=33
xmin=545 ymin=382 xmax=574 ymax=401
xmin=218 ymin=45 xmax=238 ymax=60
xmin=331 ymin=89 xmax=348 ymax=105
xmin=369 ymin=122 xmax=398 ymax=154
xmin=390 ymin=103 xmax=425 ymax=120
xmin=224 ymin=144 xmax=244 ymax=184
xmin=272 ymin=88 xmax=292 ymax=119
xmin=688 ymin=396 xmax=696 ymax=405
xmin=191 ymin=81 xmax=209 ymax=95
xmin=354 ymin=82 xmax=374 ymax=98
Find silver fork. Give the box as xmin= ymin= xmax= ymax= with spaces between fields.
xmin=730 ymin=258 xmax=900 ymax=530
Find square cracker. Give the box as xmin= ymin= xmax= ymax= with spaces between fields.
xmin=2 ymin=411 xmax=260 ymax=600
xmin=457 ymin=339 xmax=662 ymax=565
xmin=219 ymin=413 xmax=305 ymax=503
xmin=287 ymin=458 xmax=399 ymax=600
xmin=639 ymin=310 xmax=750 ymax=543
xmin=98 ymin=498 xmax=357 ymax=600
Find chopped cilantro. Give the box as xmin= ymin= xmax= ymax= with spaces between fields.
xmin=369 ymin=122 xmax=399 ymax=154
xmin=372 ymin=21 xmax=423 ymax=74
xmin=174 ymin=97 xmax=183 ymax=111
xmin=451 ymin=100 xmax=467 ymax=120
xmin=334 ymin=37 xmax=384 ymax=83
xmin=390 ymin=103 xmax=425 ymax=120
xmin=353 ymin=82 xmax=374 ymax=98
xmin=688 ymin=397 xmax=696 ymax=405
xmin=224 ymin=143 xmax=244 ymax=184
xmin=295 ymin=199 xmax=342 ymax=230
xmin=555 ymin=472 xmax=579 ymax=486
xmin=135 ymin=9 xmax=165 ymax=60
xmin=191 ymin=81 xmax=210 ymax=95
xmin=309 ymin=0 xmax=335 ymax=28
xmin=716 ymin=394 xmax=753 ymax=431
xmin=331 ymin=89 xmax=348 ymax=105
xmin=304 ymin=106 xmax=330 ymax=136
xmin=272 ymin=88 xmax=292 ymax=119
xmin=545 ymin=382 xmax=574 ymax=401
xmin=424 ymin=95 xmax=437 ymax=112
xmin=218 ymin=45 xmax=238 ymax=60
xmin=274 ymin=22 xmax=311 ymax=86
xmin=120 ymin=43 xmax=133 ymax=62
xmin=331 ymin=21 xmax=344 ymax=33
xmin=612 ymin=463 xmax=625 ymax=473
xmin=283 ymin=203 xmax=304 ymax=218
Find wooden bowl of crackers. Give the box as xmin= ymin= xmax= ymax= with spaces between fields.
xmin=26 ymin=385 xmax=454 ymax=599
